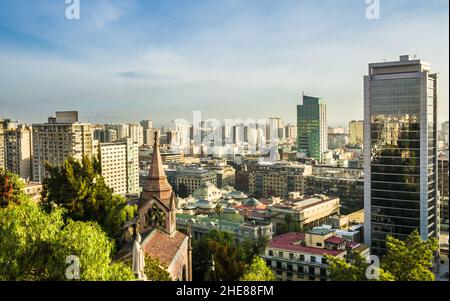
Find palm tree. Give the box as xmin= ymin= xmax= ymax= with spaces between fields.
xmin=215 ymin=203 xmax=224 ymax=232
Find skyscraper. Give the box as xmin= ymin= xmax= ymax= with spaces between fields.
xmin=364 ymin=55 xmax=439 ymax=254
xmin=297 ymin=95 xmax=327 ymax=161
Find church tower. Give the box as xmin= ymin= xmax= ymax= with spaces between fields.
xmin=138 ymin=132 xmax=177 ymax=235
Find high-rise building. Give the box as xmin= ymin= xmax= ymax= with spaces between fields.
xmin=3 ymin=124 xmax=32 ymax=179
xmin=94 ymin=128 xmax=117 ymax=143
xmin=349 ymin=120 xmax=364 ymax=147
xmin=297 ymin=95 xmax=327 ymax=162
xmin=438 ymin=154 xmax=448 ymax=224
xmin=285 ymin=123 xmax=297 ymax=140
xmin=140 ymin=120 xmax=153 ymax=145
xmin=439 ymin=121 xmax=449 ymax=144
xmin=32 ymin=112 xmax=94 ymax=182
xmin=364 ymin=55 xmax=439 ymax=254
xmin=128 ymin=123 xmax=144 ymax=146
xmin=99 ymin=138 xmax=139 ymax=195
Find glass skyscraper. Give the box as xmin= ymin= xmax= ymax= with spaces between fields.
xmin=364 ymin=55 xmax=439 ymax=255
xmin=297 ymin=95 xmax=327 ymax=162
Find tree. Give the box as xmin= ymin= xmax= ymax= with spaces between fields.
xmin=0 ymin=200 xmax=135 ymax=281
xmin=41 ymin=156 xmax=136 ymax=239
xmin=0 ymin=169 xmax=27 ymax=208
xmin=327 ymin=230 xmax=438 ymax=281
xmin=192 ymin=230 xmax=246 ymax=281
xmin=144 ymin=255 xmax=172 ymax=281
xmin=327 ymin=254 xmax=394 ymax=281
xmin=382 ymin=229 xmax=438 ymax=281
xmin=240 ymin=257 xmax=275 ymax=281
xmin=241 ymin=235 xmax=269 ymax=264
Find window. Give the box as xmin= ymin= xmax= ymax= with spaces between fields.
xmin=316 ymin=242 xmax=322 ymax=247
xmin=279 ymin=252 xmax=284 ymax=258
xmin=268 ymin=250 xmax=274 ymax=256
xmin=289 ymin=253 xmax=294 ymax=260
xmin=311 ymin=256 xmax=316 ymax=263
xmin=299 ymin=255 xmax=305 ymax=262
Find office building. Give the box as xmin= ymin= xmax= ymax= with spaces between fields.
xmin=0 ymin=119 xmax=5 ymax=170
xmin=32 ymin=112 xmax=94 ymax=182
xmin=297 ymin=95 xmax=327 ymax=161
xmin=364 ymin=55 xmax=439 ymax=254
xmin=349 ymin=120 xmax=364 ymax=147
xmin=248 ymin=162 xmax=312 ymax=198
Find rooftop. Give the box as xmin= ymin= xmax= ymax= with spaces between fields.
xmin=268 ymin=232 xmax=345 ymax=256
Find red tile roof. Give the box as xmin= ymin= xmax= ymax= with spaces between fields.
xmin=268 ymin=232 xmax=346 ymax=256
xmin=325 ymin=236 xmax=345 ymax=245
xmin=143 ymin=230 xmax=187 ymax=267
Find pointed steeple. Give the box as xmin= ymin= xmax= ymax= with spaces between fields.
xmin=141 ymin=131 xmax=174 ymax=207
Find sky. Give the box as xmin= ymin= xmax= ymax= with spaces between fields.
xmin=0 ymin=0 xmax=448 ymax=127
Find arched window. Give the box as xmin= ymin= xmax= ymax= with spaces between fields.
xmin=145 ymin=204 xmax=166 ymax=228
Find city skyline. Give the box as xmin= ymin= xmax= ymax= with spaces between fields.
xmin=0 ymin=0 xmax=449 ymax=126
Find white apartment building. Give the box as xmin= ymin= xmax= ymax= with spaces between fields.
xmin=32 ymin=112 xmax=94 ymax=182
xmin=3 ymin=124 xmax=32 ymax=179
xmin=99 ymin=138 xmax=139 ymax=195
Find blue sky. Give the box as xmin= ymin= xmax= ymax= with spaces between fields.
xmin=0 ymin=0 xmax=448 ymax=126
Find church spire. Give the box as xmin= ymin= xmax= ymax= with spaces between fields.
xmin=140 ymin=131 xmax=174 ymax=207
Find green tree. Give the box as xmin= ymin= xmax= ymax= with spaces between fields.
xmin=327 ymin=230 xmax=438 ymax=281
xmin=144 ymin=255 xmax=172 ymax=281
xmin=41 ymin=156 xmax=136 ymax=238
xmin=240 ymin=257 xmax=275 ymax=281
xmin=0 ymin=200 xmax=135 ymax=281
xmin=382 ymin=229 xmax=438 ymax=281
xmin=0 ymin=169 xmax=27 ymax=208
xmin=241 ymin=235 xmax=269 ymax=264
xmin=193 ymin=230 xmax=246 ymax=281
xmin=327 ymin=254 xmax=394 ymax=281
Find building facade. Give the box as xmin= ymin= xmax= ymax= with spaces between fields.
xmin=32 ymin=112 xmax=94 ymax=182
xmin=364 ymin=55 xmax=439 ymax=254
xmin=3 ymin=124 xmax=32 ymax=179
xmin=248 ymin=162 xmax=312 ymax=198
xmin=99 ymin=138 xmax=139 ymax=195
xmin=262 ymin=229 xmax=369 ymax=281
xmin=297 ymin=95 xmax=327 ymax=162
xmin=349 ymin=120 xmax=364 ymax=147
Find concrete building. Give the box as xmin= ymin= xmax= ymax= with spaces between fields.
xmin=438 ymin=154 xmax=449 ymax=226
xmin=270 ymin=194 xmax=340 ymax=233
xmin=32 ymin=112 xmax=94 ymax=182
xmin=297 ymin=95 xmax=327 ymax=161
xmin=177 ymin=213 xmax=273 ymax=242
xmin=99 ymin=138 xmax=139 ymax=195
xmin=175 ymin=167 xmax=217 ymax=196
xmin=349 ymin=120 xmax=364 ymax=147
xmin=248 ymin=162 xmax=312 ymax=198
xmin=305 ymin=175 xmax=364 ymax=213
xmin=3 ymin=124 xmax=32 ymax=179
xmin=364 ymin=55 xmax=439 ymax=254
xmin=262 ymin=228 xmax=369 ymax=281
xmin=285 ymin=123 xmax=297 ymax=140
xmin=128 ymin=123 xmax=144 ymax=146
xmin=94 ymin=128 xmax=117 ymax=143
